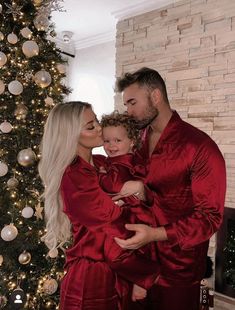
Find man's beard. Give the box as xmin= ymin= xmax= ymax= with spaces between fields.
xmin=135 ymin=98 xmax=159 ymax=129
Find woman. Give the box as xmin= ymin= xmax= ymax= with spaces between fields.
xmin=38 ymin=101 xmax=159 ymax=310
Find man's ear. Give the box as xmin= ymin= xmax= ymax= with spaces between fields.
xmin=150 ymin=89 xmax=161 ymax=107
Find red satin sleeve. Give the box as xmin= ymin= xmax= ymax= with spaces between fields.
xmin=164 ymin=139 xmax=226 ymax=249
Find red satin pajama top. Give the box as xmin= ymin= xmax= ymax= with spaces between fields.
xmin=136 ymin=111 xmax=226 ymax=287
xmin=59 ymin=156 xmax=159 ymax=309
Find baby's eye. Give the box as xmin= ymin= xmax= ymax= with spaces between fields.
xmin=115 ymin=139 xmax=121 ymax=143
xmin=103 ymin=140 xmax=109 ymax=143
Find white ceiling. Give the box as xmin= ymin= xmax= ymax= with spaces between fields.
xmin=51 ymin=0 xmax=176 ymax=49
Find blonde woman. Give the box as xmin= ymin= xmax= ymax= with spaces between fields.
xmin=38 ymin=101 xmax=159 ymax=310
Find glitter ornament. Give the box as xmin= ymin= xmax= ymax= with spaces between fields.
xmin=0 ymin=121 xmax=12 ymax=133
xmin=1 ymin=223 xmax=18 ymax=241
xmin=34 ymin=69 xmax=51 ymax=88
xmin=7 ymin=177 xmax=19 ymax=189
xmin=8 ymin=80 xmax=23 ymax=95
xmin=43 ymin=278 xmax=58 ymax=295
xmin=0 ymin=162 xmax=8 ymax=177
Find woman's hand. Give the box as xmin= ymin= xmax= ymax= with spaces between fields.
xmin=112 ymin=180 xmax=146 ymax=201
xmin=132 ymin=284 xmax=147 ymax=301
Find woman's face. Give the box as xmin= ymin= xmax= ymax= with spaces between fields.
xmin=77 ymin=108 xmax=103 ymax=152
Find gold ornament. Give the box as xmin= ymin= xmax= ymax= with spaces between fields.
xmin=34 ymin=202 xmax=43 ymax=220
xmin=34 ymin=70 xmax=51 ymax=88
xmin=17 ymin=148 xmax=36 ymax=167
xmin=18 ymin=251 xmax=31 ymax=264
xmin=42 ymin=278 xmax=58 ymax=295
xmin=14 ymin=103 xmax=28 ymax=120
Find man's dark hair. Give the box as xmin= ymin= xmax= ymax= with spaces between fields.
xmin=116 ymin=67 xmax=169 ymax=103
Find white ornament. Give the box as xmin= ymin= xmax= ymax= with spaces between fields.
xmin=0 ymin=162 xmax=8 ymax=177
xmin=8 ymin=80 xmax=23 ymax=95
xmin=0 ymin=32 xmax=4 ymax=41
xmin=34 ymin=70 xmax=51 ymax=88
xmin=17 ymin=148 xmax=36 ymax=167
xmin=7 ymin=33 xmax=18 ymax=44
xmin=0 ymin=52 xmax=7 ymax=67
xmin=57 ymin=63 xmax=67 ymax=74
xmin=20 ymin=27 xmax=32 ymax=39
xmin=22 ymin=40 xmax=39 ymax=58
xmin=48 ymin=248 xmax=58 ymax=258
xmin=7 ymin=177 xmax=19 ymax=189
xmin=0 ymin=255 xmax=3 ymax=266
xmin=43 ymin=278 xmax=58 ymax=295
xmin=1 ymin=224 xmax=18 ymax=241
xmin=0 ymin=80 xmax=5 ymax=95
xmin=44 ymin=96 xmax=54 ymax=106
xmin=0 ymin=121 xmax=12 ymax=133
xmin=22 ymin=206 xmax=34 ymax=218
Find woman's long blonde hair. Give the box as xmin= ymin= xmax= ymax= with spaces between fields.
xmin=38 ymin=101 xmax=91 ymax=250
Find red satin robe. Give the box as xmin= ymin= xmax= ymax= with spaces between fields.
xmin=134 ymin=111 xmax=226 ymax=310
xmin=59 ymin=156 xmax=160 ymax=310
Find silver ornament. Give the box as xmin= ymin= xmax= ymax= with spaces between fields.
xmin=18 ymin=251 xmax=31 ymax=264
xmin=17 ymin=148 xmax=36 ymax=167
xmin=1 ymin=224 xmax=18 ymax=241
xmin=22 ymin=206 xmax=34 ymax=218
xmin=22 ymin=40 xmax=39 ymax=58
xmin=0 ymin=52 xmax=7 ymax=67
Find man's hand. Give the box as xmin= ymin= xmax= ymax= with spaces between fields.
xmin=114 ymin=224 xmax=167 ymax=249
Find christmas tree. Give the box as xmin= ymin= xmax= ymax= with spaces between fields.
xmin=0 ymin=0 xmax=70 ymax=308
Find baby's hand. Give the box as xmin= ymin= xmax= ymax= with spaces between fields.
xmin=132 ymin=284 xmax=147 ymax=301
xmin=99 ymin=166 xmax=107 ymax=174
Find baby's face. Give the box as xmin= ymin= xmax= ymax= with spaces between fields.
xmin=102 ymin=125 xmax=133 ymax=157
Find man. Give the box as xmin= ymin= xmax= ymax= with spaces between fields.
xmin=114 ymin=67 xmax=226 ymax=310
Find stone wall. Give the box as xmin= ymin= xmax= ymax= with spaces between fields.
xmin=115 ymin=0 xmax=235 ymax=308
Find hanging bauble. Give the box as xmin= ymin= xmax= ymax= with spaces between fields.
xmin=0 ymin=52 xmax=7 ymax=67
xmin=9 ymin=286 xmax=26 ymax=307
xmin=0 ymin=162 xmax=8 ymax=177
xmin=34 ymin=15 xmax=49 ymax=31
xmin=0 ymin=80 xmax=5 ymax=95
xmin=0 ymin=121 xmax=12 ymax=133
xmin=8 ymin=80 xmax=23 ymax=95
xmin=14 ymin=103 xmax=28 ymax=120
xmin=57 ymin=63 xmax=67 ymax=74
xmin=0 ymin=4 xmax=2 ymax=14
xmin=0 ymin=32 xmax=4 ymax=41
xmin=7 ymin=177 xmax=19 ymax=189
xmin=7 ymin=33 xmax=18 ymax=44
xmin=42 ymin=278 xmax=58 ymax=295
xmin=17 ymin=148 xmax=36 ymax=167
xmin=18 ymin=251 xmax=31 ymax=264
xmin=22 ymin=40 xmax=39 ymax=58
xmin=33 ymin=0 xmax=43 ymax=7
xmin=22 ymin=206 xmax=34 ymax=218
xmin=44 ymin=96 xmax=54 ymax=106
xmin=20 ymin=27 xmax=32 ymax=39
xmin=0 ymin=295 xmax=7 ymax=309
xmin=1 ymin=223 xmax=18 ymax=241
xmin=48 ymin=248 xmax=58 ymax=259
xmin=0 ymin=255 xmax=3 ymax=266
xmin=34 ymin=70 xmax=51 ymax=88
